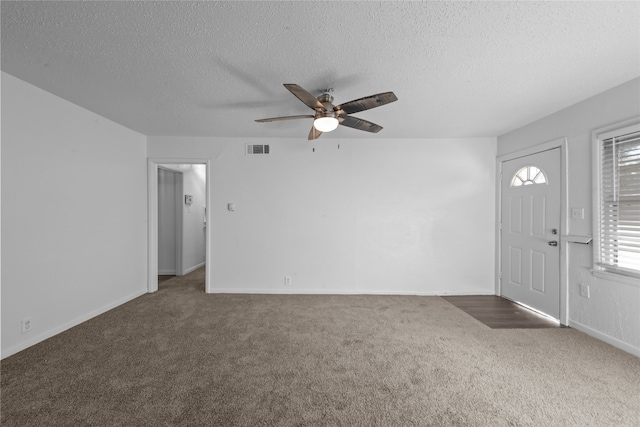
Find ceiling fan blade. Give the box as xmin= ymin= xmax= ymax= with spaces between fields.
xmin=255 ymin=115 xmax=314 ymax=123
xmin=308 ymin=125 xmax=323 ymax=140
xmin=335 ymin=92 xmax=398 ymax=115
xmin=284 ymin=84 xmax=325 ymax=111
xmin=339 ymin=115 xmax=383 ymax=133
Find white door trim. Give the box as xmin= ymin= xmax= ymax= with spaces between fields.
xmin=148 ymin=158 xmax=212 ymax=293
xmin=495 ymin=138 xmax=569 ymax=325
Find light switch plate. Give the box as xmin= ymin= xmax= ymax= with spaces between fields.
xmin=579 ymin=283 xmax=590 ymax=298
xmin=571 ymin=208 xmax=584 ymax=220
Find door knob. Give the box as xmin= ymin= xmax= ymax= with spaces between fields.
xmin=548 ymin=241 xmax=558 ymax=246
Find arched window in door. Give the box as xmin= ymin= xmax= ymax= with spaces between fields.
xmin=511 ymin=166 xmax=547 ymax=187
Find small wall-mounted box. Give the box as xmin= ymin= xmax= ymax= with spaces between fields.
xmin=185 ymin=195 xmax=193 ymax=205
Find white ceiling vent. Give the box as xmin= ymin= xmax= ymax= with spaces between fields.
xmin=246 ymin=144 xmax=270 ymax=155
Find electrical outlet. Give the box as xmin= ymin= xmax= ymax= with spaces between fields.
xmin=284 ymin=276 xmax=292 ymax=286
xmin=571 ymin=208 xmax=584 ymax=220
xmin=21 ymin=318 xmax=32 ymax=334
xmin=579 ymin=283 xmax=590 ymax=298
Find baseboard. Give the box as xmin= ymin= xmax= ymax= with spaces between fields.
xmin=207 ymin=288 xmax=495 ymax=296
xmin=158 ymin=269 xmax=176 ymax=275
xmin=183 ymin=262 xmax=205 ymax=275
xmin=568 ymin=320 xmax=640 ymax=358
xmin=1 ymin=288 xmax=148 ymax=360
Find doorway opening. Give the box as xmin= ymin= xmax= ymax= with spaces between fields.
xmin=148 ymin=159 xmax=212 ymax=293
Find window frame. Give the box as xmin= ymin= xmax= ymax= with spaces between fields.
xmin=592 ymin=120 xmax=640 ymax=280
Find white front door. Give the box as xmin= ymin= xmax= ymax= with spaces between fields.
xmin=500 ymin=148 xmax=561 ymax=319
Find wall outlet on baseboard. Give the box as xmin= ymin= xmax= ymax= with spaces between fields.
xmin=284 ymin=276 xmax=292 ymax=286
xmin=579 ymin=283 xmax=590 ymax=298
xmin=21 ymin=318 xmax=33 ymax=334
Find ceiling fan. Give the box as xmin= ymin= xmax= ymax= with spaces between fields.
xmin=255 ymin=84 xmax=398 ymax=140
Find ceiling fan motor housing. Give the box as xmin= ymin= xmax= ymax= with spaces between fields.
xmin=315 ymin=92 xmax=339 ymax=124
xmin=315 ymin=110 xmax=337 ymax=120
xmin=317 ymin=93 xmax=335 ymax=110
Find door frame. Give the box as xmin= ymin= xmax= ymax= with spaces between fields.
xmin=495 ymin=138 xmax=568 ymax=324
xmin=148 ymin=158 xmax=212 ymax=293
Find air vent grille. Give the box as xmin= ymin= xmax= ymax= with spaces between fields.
xmin=246 ymin=144 xmax=270 ymax=155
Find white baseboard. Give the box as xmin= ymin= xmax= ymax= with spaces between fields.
xmin=568 ymin=320 xmax=640 ymax=358
xmin=183 ymin=262 xmax=205 ymax=275
xmin=207 ymin=288 xmax=495 ymax=296
xmin=1 ymin=288 xmax=148 ymax=360
xmin=158 ymin=269 xmax=176 ymax=275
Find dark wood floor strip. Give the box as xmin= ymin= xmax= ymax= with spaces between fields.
xmin=442 ymin=295 xmax=560 ymax=329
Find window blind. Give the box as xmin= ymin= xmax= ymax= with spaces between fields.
xmin=598 ymin=127 xmax=640 ymax=276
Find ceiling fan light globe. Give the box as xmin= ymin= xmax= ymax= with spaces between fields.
xmin=314 ymin=117 xmax=339 ymax=132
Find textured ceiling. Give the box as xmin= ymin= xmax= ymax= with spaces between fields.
xmin=2 ymin=1 xmax=639 ymax=139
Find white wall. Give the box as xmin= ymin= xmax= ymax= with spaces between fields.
xmin=498 ymin=77 xmax=640 ymax=356
xmin=1 ymin=72 xmax=148 ymax=358
xmin=148 ymin=136 xmax=496 ymax=295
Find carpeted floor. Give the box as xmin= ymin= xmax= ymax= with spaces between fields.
xmin=2 ymin=267 xmax=639 ymax=426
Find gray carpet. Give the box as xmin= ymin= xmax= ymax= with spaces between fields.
xmin=2 ymin=267 xmax=639 ymax=426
